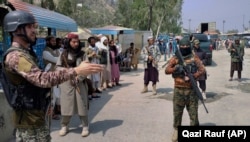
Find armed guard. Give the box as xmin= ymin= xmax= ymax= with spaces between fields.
xmin=141 ymin=36 xmax=161 ymax=95
xmin=1 ymin=10 xmax=103 ymax=142
xmin=165 ymin=38 xmax=205 ymax=142
xmin=228 ymin=38 xmax=244 ymax=81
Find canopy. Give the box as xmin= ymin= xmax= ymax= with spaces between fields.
xmin=66 ymin=27 xmax=93 ymax=40
xmin=90 ymin=25 xmax=134 ymax=35
xmin=7 ymin=0 xmax=77 ymax=32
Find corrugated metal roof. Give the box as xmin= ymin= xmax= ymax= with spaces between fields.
xmin=8 ymin=0 xmax=77 ymax=32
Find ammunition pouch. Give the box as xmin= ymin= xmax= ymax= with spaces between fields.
xmin=172 ymin=71 xmax=185 ymax=78
xmin=186 ymin=62 xmax=198 ymax=74
xmin=13 ymin=83 xmax=50 ymax=111
xmin=172 ymin=65 xmax=185 ymax=78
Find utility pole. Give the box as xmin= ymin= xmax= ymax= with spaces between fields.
xmin=249 ymin=20 xmax=250 ymax=30
xmin=223 ymin=20 xmax=225 ymax=34
xmin=243 ymin=15 xmax=245 ymax=31
xmin=188 ymin=19 xmax=191 ymax=33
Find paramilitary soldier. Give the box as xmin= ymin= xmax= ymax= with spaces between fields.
xmin=2 ymin=10 xmax=103 ymax=142
xmin=192 ymin=39 xmax=208 ymax=100
xmin=165 ymin=38 xmax=205 ymax=142
xmin=228 ymin=38 xmax=244 ymax=81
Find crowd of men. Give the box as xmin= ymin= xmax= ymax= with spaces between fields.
xmin=0 ymin=10 xmax=246 ymax=142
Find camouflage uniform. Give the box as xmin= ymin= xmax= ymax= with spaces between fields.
xmin=5 ymin=46 xmax=77 ymax=142
xmin=16 ymin=126 xmax=50 ymax=142
xmin=165 ymin=54 xmax=205 ymax=129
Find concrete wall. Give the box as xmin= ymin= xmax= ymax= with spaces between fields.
xmin=134 ymin=31 xmax=152 ymax=50
xmin=0 ymin=90 xmax=15 ymax=142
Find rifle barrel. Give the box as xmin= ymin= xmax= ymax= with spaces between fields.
xmin=175 ymin=48 xmax=209 ymax=113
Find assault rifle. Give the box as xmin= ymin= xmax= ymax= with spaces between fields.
xmin=231 ymin=45 xmax=243 ymax=62
xmin=147 ymin=45 xmax=160 ymax=65
xmin=175 ymin=48 xmax=209 ymax=113
xmin=161 ymin=60 xmax=170 ymax=68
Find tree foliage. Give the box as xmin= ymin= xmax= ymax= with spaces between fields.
xmin=55 ymin=0 xmax=73 ymax=16
xmin=115 ymin=0 xmax=183 ymax=35
xmin=18 ymin=0 xmax=183 ymax=35
xmin=41 ymin=0 xmax=55 ymax=10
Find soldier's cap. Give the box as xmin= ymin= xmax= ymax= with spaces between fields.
xmin=67 ymin=33 xmax=79 ymax=39
xmin=179 ymin=38 xmax=191 ymax=46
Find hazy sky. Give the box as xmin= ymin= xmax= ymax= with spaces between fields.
xmin=182 ymin=0 xmax=250 ymax=33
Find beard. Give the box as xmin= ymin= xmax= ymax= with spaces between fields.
xmin=48 ymin=43 xmax=58 ymax=50
xmin=180 ymin=48 xmax=192 ymax=56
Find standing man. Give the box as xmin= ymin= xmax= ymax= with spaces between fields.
xmin=99 ymin=36 xmax=112 ymax=89
xmin=228 ymin=38 xmax=244 ymax=81
xmin=57 ymin=33 xmax=91 ymax=137
xmin=141 ymin=36 xmax=161 ymax=95
xmin=193 ymin=39 xmax=208 ymax=100
xmin=2 ymin=10 xmax=103 ymax=142
xmin=43 ymin=35 xmax=61 ymax=120
xmin=165 ymin=38 xmax=205 ymax=142
xmin=86 ymin=36 xmax=102 ymax=93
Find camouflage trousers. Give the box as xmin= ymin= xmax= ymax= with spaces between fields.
xmin=16 ymin=125 xmax=51 ymax=142
xmin=173 ymin=87 xmax=199 ymax=129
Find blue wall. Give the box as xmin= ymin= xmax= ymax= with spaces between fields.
xmin=0 ymin=38 xmax=46 ymax=69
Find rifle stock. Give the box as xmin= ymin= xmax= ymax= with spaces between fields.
xmin=232 ymin=46 xmax=243 ymax=62
xmin=175 ymin=48 xmax=209 ymax=113
xmin=161 ymin=60 xmax=169 ymax=68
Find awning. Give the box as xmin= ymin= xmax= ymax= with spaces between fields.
xmin=91 ymin=25 xmax=134 ymax=35
xmin=7 ymin=0 xmax=77 ymax=32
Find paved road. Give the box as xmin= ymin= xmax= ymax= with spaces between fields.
xmin=49 ymin=48 xmax=250 ymax=142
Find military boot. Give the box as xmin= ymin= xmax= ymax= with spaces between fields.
xmin=172 ymin=129 xmax=178 ymax=142
xmin=141 ymin=85 xmax=148 ymax=93
xmin=152 ymin=84 xmax=157 ymax=95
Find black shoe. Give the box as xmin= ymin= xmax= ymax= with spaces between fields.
xmin=92 ymin=95 xmax=101 ymax=98
xmin=107 ymin=85 xmax=113 ymax=88
xmin=116 ymin=83 xmax=122 ymax=86
xmin=95 ymin=89 xmax=102 ymax=93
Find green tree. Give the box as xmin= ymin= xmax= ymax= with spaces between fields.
xmin=41 ymin=0 xmax=55 ymax=10
xmin=55 ymin=0 xmax=73 ymax=16
xmin=115 ymin=0 xmax=183 ymax=35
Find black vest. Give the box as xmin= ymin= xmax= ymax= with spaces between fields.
xmin=1 ymin=47 xmax=50 ymax=111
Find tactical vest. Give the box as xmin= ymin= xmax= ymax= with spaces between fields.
xmin=43 ymin=46 xmax=60 ymax=71
xmin=172 ymin=55 xmax=198 ymax=78
xmin=1 ymin=47 xmax=50 ymax=111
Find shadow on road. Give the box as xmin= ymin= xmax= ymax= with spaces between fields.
xmin=156 ymin=91 xmax=232 ymax=104
xmin=90 ymin=119 xmax=123 ymax=136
